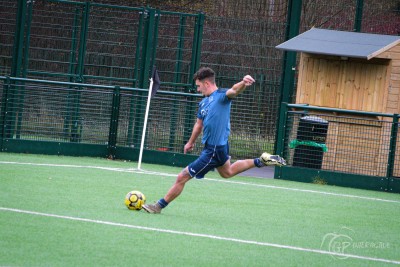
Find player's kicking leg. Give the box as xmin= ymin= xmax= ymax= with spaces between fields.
xmin=142 ymin=167 xmax=192 ymax=214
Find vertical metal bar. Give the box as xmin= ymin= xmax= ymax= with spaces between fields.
xmin=0 ymin=77 xmax=11 ymax=149
xmin=70 ymin=2 xmax=90 ymax=142
xmin=15 ymin=0 xmax=33 ymax=139
xmin=140 ymin=8 xmax=155 ymax=89
xmin=150 ymin=9 xmax=160 ymax=70
xmin=188 ymin=13 xmax=200 ymax=91
xmin=134 ymin=8 xmax=155 ymax=147
xmin=169 ymin=15 xmax=186 ymax=149
xmin=141 ymin=9 xmax=160 ymax=149
xmin=21 ymin=0 xmax=32 ymax=79
xmin=194 ymin=13 xmax=204 ymax=76
xmin=132 ymin=8 xmax=145 ymax=88
xmin=7 ymin=0 xmax=27 ymax=139
xmin=11 ymin=0 xmax=27 ymax=78
xmin=274 ymin=0 xmax=302 ymax=154
xmin=76 ymin=2 xmax=89 ymax=82
xmin=188 ymin=13 xmax=204 ymax=91
xmin=68 ymin=7 xmax=80 ymax=83
xmin=108 ymin=86 xmax=121 ymax=159
xmin=257 ymin=74 xmax=264 ymax=133
xmin=183 ymin=13 xmax=204 ymax=148
xmin=354 ymin=0 xmax=364 ymax=32
xmin=127 ymin=9 xmax=145 ymax=146
xmin=274 ymin=102 xmax=289 ymax=179
xmin=174 ymin=15 xmax=185 ymax=84
xmin=386 ymin=114 xmax=399 ymax=180
xmin=70 ymin=84 xmax=82 ymax=143
xmin=64 ymin=6 xmax=80 ymax=139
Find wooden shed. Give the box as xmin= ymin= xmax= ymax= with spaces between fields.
xmin=276 ymin=28 xmax=400 ymax=177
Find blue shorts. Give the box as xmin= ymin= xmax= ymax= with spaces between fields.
xmin=188 ymin=143 xmax=230 ymax=179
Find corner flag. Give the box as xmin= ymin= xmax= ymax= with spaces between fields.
xmin=151 ymin=66 xmax=160 ymax=98
xmin=138 ymin=66 xmax=160 ymax=170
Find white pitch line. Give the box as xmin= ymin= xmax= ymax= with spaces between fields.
xmin=1 ymin=161 xmax=400 ymax=204
xmin=1 ymin=207 xmax=399 ymax=265
xmin=0 ymin=161 xmax=176 ymax=177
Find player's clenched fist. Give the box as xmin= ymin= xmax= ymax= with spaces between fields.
xmin=243 ymin=75 xmax=255 ymax=86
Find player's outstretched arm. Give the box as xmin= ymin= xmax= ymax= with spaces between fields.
xmin=226 ymin=75 xmax=255 ymax=99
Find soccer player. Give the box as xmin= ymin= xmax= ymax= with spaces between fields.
xmin=143 ymin=67 xmax=286 ymax=213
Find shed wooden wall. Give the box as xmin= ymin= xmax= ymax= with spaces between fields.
xmin=376 ymin=44 xmax=400 ymax=114
xmin=322 ymin=119 xmax=387 ymax=177
xmin=296 ymin=53 xmax=391 ymax=113
xmin=375 ymin=45 xmax=400 ymax=177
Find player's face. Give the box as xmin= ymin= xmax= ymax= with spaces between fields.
xmin=195 ymin=80 xmax=207 ymax=96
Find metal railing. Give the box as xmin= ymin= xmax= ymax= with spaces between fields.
xmin=275 ymin=103 xmax=399 ymax=192
xmin=0 ymin=76 xmax=276 ymax=165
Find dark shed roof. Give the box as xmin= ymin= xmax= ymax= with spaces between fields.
xmin=276 ymin=28 xmax=400 ymax=60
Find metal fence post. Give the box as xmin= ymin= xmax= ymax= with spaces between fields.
xmin=127 ymin=8 xmax=146 ymax=146
xmin=133 ymin=8 xmax=156 ymax=147
xmin=274 ymin=0 xmax=301 ymax=154
xmin=68 ymin=6 xmax=81 ymax=83
xmin=183 ymin=12 xmax=204 ymax=148
xmin=354 ymin=0 xmax=364 ymax=32
xmin=132 ymin=8 xmax=145 ymax=88
xmin=168 ymin=15 xmax=187 ymax=149
xmin=11 ymin=0 xmax=27 ymax=79
xmin=274 ymin=102 xmax=288 ymax=179
xmin=76 ymin=1 xmax=89 ymax=82
xmin=7 ymin=0 xmax=28 ymax=140
xmin=188 ymin=12 xmax=204 ymax=90
xmin=108 ymin=86 xmax=121 ymax=159
xmin=15 ymin=0 xmax=34 ymax=139
xmin=64 ymin=6 xmax=81 ymax=140
xmin=139 ymin=8 xmax=156 ymax=89
xmin=69 ymin=2 xmax=89 ymax=143
xmin=386 ymin=114 xmax=399 ymax=189
xmin=150 ymin=9 xmax=160 ymax=70
xmin=0 ymin=77 xmax=11 ymax=149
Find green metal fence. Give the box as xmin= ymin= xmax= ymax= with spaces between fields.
xmin=0 ymin=76 xmax=204 ymax=165
xmin=0 ymin=71 xmax=274 ymax=162
xmin=275 ymin=103 xmax=400 ymax=192
xmin=0 ymin=0 xmax=281 ymax=162
xmin=1 ymin=0 xmax=399 ymax=191
xmin=6 ymin=0 xmax=204 ymax=89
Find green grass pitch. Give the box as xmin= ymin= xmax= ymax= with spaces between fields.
xmin=0 ymin=152 xmax=399 ymax=266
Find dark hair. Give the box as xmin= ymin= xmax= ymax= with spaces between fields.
xmin=193 ymin=67 xmax=215 ymax=83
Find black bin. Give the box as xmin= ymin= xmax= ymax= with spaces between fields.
xmin=293 ymin=116 xmax=328 ymax=169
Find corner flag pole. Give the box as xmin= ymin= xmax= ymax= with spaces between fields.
xmin=138 ymin=66 xmax=160 ymax=170
xmin=137 ymin=79 xmax=153 ymax=170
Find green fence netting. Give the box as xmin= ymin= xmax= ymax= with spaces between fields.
xmin=1 ymin=0 xmax=399 ymax=164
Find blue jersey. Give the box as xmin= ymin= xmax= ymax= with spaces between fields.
xmin=197 ymin=89 xmax=232 ymax=146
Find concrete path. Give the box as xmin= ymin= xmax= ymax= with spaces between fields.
xmin=238 ymin=166 xmax=275 ymax=179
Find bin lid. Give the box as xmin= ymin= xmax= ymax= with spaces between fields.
xmin=301 ymin=115 xmax=328 ymax=124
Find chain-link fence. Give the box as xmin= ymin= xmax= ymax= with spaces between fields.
xmin=275 ymin=104 xmax=399 ymax=191
xmin=1 ymin=0 xmax=399 ymax=166
xmin=284 ymin=113 xmax=393 ymax=177
xmin=0 ymin=76 xmax=204 ymax=159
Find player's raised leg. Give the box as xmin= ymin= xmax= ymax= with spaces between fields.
xmin=217 ymin=152 xmax=286 ymax=178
